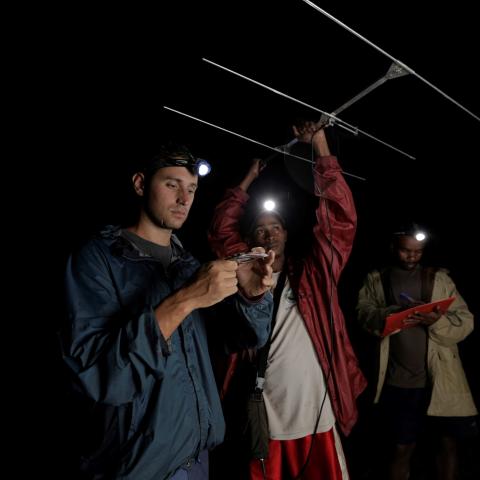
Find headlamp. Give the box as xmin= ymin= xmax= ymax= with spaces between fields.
xmin=393 ymin=223 xmax=428 ymax=242
xmin=149 ymin=148 xmax=212 ymax=177
xmin=166 ymin=157 xmax=211 ymax=177
xmin=263 ymin=199 xmax=276 ymax=212
xmin=196 ymin=159 xmax=211 ymax=177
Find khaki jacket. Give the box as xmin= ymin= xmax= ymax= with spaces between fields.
xmin=357 ymin=268 xmax=477 ymax=417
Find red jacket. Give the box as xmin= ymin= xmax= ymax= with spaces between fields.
xmin=208 ymin=155 xmax=367 ymax=436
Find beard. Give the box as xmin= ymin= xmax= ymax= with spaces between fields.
xmin=143 ymin=199 xmax=184 ymax=231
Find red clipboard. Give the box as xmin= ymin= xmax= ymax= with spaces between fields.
xmin=381 ymin=296 xmax=456 ymax=337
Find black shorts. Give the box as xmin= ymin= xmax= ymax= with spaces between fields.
xmin=379 ymin=385 xmax=429 ymax=445
xmin=379 ymin=385 xmax=479 ymax=444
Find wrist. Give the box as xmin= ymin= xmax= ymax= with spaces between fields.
xmin=238 ymin=288 xmax=264 ymax=303
xmin=239 ymin=176 xmax=255 ymax=191
xmin=155 ymin=289 xmax=195 ymax=338
xmin=172 ymin=287 xmax=197 ymax=316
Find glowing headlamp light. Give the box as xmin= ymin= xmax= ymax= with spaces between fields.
xmin=154 ymin=156 xmax=212 ymax=177
xmin=263 ymin=199 xmax=276 ymax=211
xmin=196 ymin=159 xmax=211 ymax=177
xmin=393 ymin=225 xmax=428 ymax=242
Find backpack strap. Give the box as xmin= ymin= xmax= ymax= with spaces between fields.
xmin=380 ymin=267 xmax=395 ymax=305
xmin=254 ymin=269 xmax=287 ymax=392
xmin=420 ymin=266 xmax=438 ymax=303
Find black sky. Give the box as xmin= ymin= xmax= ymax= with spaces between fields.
xmin=26 ymin=1 xmax=479 ymax=476
xmin=47 ymin=0 xmax=479 ymax=311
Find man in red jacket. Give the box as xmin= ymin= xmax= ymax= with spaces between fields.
xmin=208 ymin=122 xmax=366 ymax=479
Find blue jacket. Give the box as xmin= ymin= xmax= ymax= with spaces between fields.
xmin=60 ymin=226 xmax=273 ymax=479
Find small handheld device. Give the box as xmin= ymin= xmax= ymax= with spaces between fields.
xmin=227 ymin=252 xmax=268 ymax=264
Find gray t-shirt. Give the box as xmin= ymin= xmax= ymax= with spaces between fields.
xmin=263 ymin=274 xmax=335 ymax=439
xmin=121 ymin=229 xmax=173 ymax=269
xmin=386 ymin=266 xmax=428 ymax=388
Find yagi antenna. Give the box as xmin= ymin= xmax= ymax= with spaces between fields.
xmin=301 ymin=0 xmax=480 ymax=123
xmin=257 ymin=62 xmax=411 ymax=166
xmin=203 ymin=57 xmax=415 ymax=160
xmin=163 ymin=106 xmax=366 ymax=181
xmin=325 ymin=62 xmax=410 ymax=120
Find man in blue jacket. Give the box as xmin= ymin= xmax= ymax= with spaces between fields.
xmin=61 ymin=143 xmax=274 ymax=480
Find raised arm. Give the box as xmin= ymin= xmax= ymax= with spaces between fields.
xmin=208 ymin=159 xmax=264 ymax=258
xmin=299 ymin=122 xmax=356 ymax=280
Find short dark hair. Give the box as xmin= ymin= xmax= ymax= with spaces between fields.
xmin=143 ymin=143 xmax=199 ymax=179
xmin=391 ymin=221 xmax=429 ymax=246
xmin=392 ymin=221 xmax=424 ymax=237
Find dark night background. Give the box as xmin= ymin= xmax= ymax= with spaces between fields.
xmin=22 ymin=1 xmax=479 ymax=478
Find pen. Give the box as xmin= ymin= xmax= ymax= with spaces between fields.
xmin=399 ymin=293 xmax=426 ymax=307
xmin=399 ymin=292 xmax=417 ymax=303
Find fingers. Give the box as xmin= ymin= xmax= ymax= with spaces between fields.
xmin=304 ymin=121 xmax=317 ymax=132
xmin=210 ymin=260 xmax=239 ymax=288
xmin=261 ymin=273 xmax=274 ymax=290
xmin=192 ymin=260 xmax=239 ymax=307
xmin=234 ymin=247 xmax=275 ymax=298
xmin=293 ymin=121 xmax=324 ymax=143
xmin=265 ymin=249 xmax=275 ymax=267
xmin=251 ymin=248 xmax=275 ymax=279
xmin=245 ymin=247 xmax=275 ymax=270
xmin=248 ymin=158 xmax=264 ymax=177
xmin=260 ymin=253 xmax=274 ymax=287
xmin=406 ymin=310 xmax=441 ymax=326
xmin=215 ymin=259 xmax=239 ymax=271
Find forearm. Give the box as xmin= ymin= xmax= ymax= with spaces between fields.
xmin=313 ymin=128 xmax=331 ymax=156
xmin=428 ymin=275 xmax=474 ymax=345
xmin=155 ymin=290 xmax=195 ymax=339
xmin=312 ymin=155 xmax=357 ymax=272
xmin=208 ymin=187 xmax=250 ymax=257
xmin=357 ymin=277 xmax=399 ymax=336
xmin=239 ymin=172 xmax=257 ymax=192
xmin=156 ymin=259 xmax=241 ymax=339
xmin=357 ymin=304 xmax=401 ymax=336
xmin=429 ymin=304 xmax=474 ymax=345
